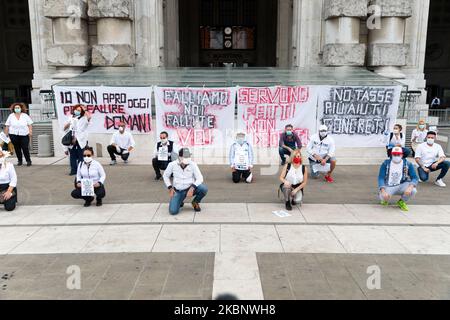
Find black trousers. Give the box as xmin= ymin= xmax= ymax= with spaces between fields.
xmin=107 ymin=145 xmax=130 ymax=161
xmin=71 ymin=184 xmax=106 ymax=202
xmin=232 ymin=169 xmax=251 ymax=183
xmin=9 ymin=134 xmax=31 ymax=163
xmin=152 ymin=157 xmax=169 ymax=178
xmin=0 ymin=183 xmax=17 ymax=212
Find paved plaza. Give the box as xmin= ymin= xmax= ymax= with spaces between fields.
xmin=1 ymin=161 xmax=450 ymax=300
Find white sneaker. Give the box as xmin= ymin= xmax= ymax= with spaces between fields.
xmin=246 ymin=173 xmax=253 ymax=183
xmin=435 ymin=179 xmax=446 ymax=187
xmin=418 ymin=178 xmax=423 ymax=183
xmin=110 ymin=160 xmax=117 ymax=166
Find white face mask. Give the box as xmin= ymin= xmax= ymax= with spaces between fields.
xmin=84 ymin=156 xmax=93 ymax=164
xmin=394 ymin=129 xmax=400 ymax=134
xmin=119 ymin=127 xmax=125 ymax=133
xmin=161 ymin=138 xmax=168 ymax=144
xmin=237 ymin=137 xmax=245 ymax=145
xmin=427 ymin=138 xmax=435 ymax=146
xmin=319 ymin=131 xmax=327 ymax=138
xmin=392 ymin=156 xmax=402 ymax=164
xmin=179 ymin=157 xmax=189 ymax=165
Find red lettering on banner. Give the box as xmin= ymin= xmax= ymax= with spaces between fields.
xmin=177 ymin=129 xmax=213 ymax=146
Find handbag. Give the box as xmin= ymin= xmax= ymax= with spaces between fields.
xmin=62 ymin=130 xmax=73 ymax=146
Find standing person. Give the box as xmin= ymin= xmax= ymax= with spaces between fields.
xmin=415 ymin=131 xmax=450 ymax=187
xmin=378 ymin=147 xmax=418 ymax=212
xmin=279 ymin=149 xmax=308 ymax=211
xmin=229 ymin=132 xmax=254 ymax=183
xmin=63 ymin=104 xmax=91 ymax=176
xmin=0 ymin=151 xmax=18 ymax=211
xmin=4 ymin=103 xmax=33 ymax=166
xmin=152 ymin=131 xmax=178 ymax=180
xmin=107 ymin=122 xmax=136 ymax=165
xmin=386 ymin=124 xmax=409 ymax=158
xmin=431 ymin=96 xmax=441 ymax=109
xmin=411 ymin=120 xmax=428 ymax=157
xmin=163 ymin=148 xmax=208 ymax=215
xmin=307 ymin=125 xmax=337 ymax=183
xmin=279 ymin=124 xmax=302 ymax=165
xmin=71 ymin=147 xmax=106 ymax=207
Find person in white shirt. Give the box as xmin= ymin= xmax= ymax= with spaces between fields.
xmin=307 ymin=125 xmax=337 ymax=183
xmin=279 ymin=149 xmax=308 ymax=211
xmin=0 ymin=151 xmax=18 ymax=211
xmin=63 ymin=104 xmax=91 ymax=176
xmin=163 ymin=148 xmax=208 ymax=215
xmin=71 ymin=147 xmax=106 ymax=207
xmin=411 ymin=120 xmax=428 ymax=157
xmin=431 ymin=97 xmax=441 ymax=109
xmin=107 ymin=122 xmax=136 ymax=165
xmin=153 ymin=131 xmax=178 ymax=180
xmin=4 ymin=103 xmax=33 ymax=166
xmin=378 ymin=147 xmax=418 ymax=212
xmin=229 ymin=132 xmax=254 ymax=183
xmin=415 ymin=131 xmax=450 ymax=187
xmin=386 ymin=124 xmax=410 ymax=158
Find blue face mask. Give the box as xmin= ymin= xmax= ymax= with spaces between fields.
xmin=237 ymin=138 xmax=245 ymax=145
xmin=14 ymin=108 xmax=21 ymax=114
xmin=74 ymin=110 xmax=81 ymax=117
xmin=286 ymin=131 xmax=293 ymax=136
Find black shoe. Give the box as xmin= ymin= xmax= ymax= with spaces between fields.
xmin=291 ymin=200 xmax=297 ymax=206
xmin=281 ymin=161 xmax=286 ymax=166
xmin=285 ymin=201 xmax=292 ymax=211
xmin=26 ymin=162 xmax=32 ymax=167
xmin=96 ymin=198 xmax=103 ymax=207
xmin=192 ymin=201 xmax=201 ymax=212
xmin=84 ymin=200 xmax=92 ymax=207
xmin=180 ymin=202 xmax=184 ymax=208
xmin=155 ymin=175 xmax=162 ymax=181
xmin=17 ymin=162 xmax=23 ymax=166
xmin=69 ymin=172 xmax=76 ymax=176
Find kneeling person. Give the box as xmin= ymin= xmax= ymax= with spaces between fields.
xmin=153 ymin=131 xmax=178 ymax=180
xmin=107 ymin=122 xmax=135 ymax=165
xmin=378 ymin=147 xmax=418 ymax=212
xmin=71 ymin=147 xmax=106 ymax=207
xmin=307 ymin=125 xmax=337 ymax=183
xmin=279 ymin=149 xmax=308 ymax=211
xmin=415 ymin=131 xmax=450 ymax=188
xmin=0 ymin=151 xmax=17 ymax=211
xmin=229 ymin=132 xmax=254 ymax=183
xmin=163 ymin=148 xmax=208 ymax=215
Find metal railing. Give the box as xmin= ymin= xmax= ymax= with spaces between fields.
xmin=403 ymin=109 xmax=450 ymax=126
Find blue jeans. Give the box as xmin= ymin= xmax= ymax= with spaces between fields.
xmin=417 ymin=161 xmax=450 ymax=182
xmin=169 ymin=184 xmax=208 ymax=215
xmin=69 ymin=142 xmax=85 ymax=174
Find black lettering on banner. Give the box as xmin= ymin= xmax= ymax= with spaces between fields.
xmin=321 ymin=87 xmax=396 ymax=136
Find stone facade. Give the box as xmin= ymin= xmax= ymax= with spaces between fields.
xmin=29 ymin=0 xmax=430 ymax=102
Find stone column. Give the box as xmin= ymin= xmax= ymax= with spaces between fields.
xmin=367 ymin=0 xmax=412 ymax=79
xmin=44 ymin=0 xmax=90 ymax=78
xmin=88 ymin=0 xmax=135 ymax=66
xmin=322 ymin=0 xmax=367 ymax=66
xmin=135 ymin=0 xmax=164 ymax=67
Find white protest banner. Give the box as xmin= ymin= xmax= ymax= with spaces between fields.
xmin=237 ymin=86 xmax=319 ymax=148
xmin=154 ymin=87 xmax=237 ymax=147
xmin=54 ymin=86 xmax=153 ymax=134
xmin=318 ymin=86 xmax=403 ymax=147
